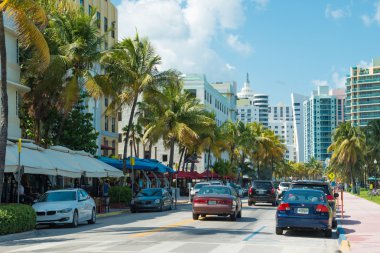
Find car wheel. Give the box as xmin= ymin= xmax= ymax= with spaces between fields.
xmin=275 ymin=227 xmax=283 ymax=235
xmin=70 ymin=210 xmax=78 ymax=228
xmin=325 ymin=229 xmax=332 ymax=238
xmin=192 ymin=213 xmax=199 ymax=220
xmin=88 ymin=209 xmax=96 ymax=224
xmin=237 ymin=209 xmax=242 ymax=218
xmin=248 ymin=201 xmax=253 ymax=206
xmin=159 ymin=202 xmax=164 ymax=212
xmin=230 ymin=211 xmax=237 ymax=221
xmin=332 ymin=219 xmax=337 ymax=229
xmin=201 ymin=214 xmax=206 ymax=218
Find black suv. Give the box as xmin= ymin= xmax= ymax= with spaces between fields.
xmin=248 ymin=180 xmax=276 ymax=206
xmin=289 ymin=180 xmax=339 ymax=228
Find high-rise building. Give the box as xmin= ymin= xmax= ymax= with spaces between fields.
xmin=345 ymin=59 xmax=380 ymax=126
xmin=73 ymin=0 xmax=119 ymax=156
xmin=253 ymin=94 xmax=269 ymax=127
xmin=304 ymin=85 xmax=337 ymax=163
xmin=330 ymin=88 xmax=346 ymax=125
xmin=291 ymin=93 xmax=308 ymax=162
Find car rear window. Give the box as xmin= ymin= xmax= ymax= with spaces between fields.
xmin=137 ymin=189 xmax=162 ymax=197
xmin=253 ymin=182 xmax=272 ymax=189
xmin=280 ymin=182 xmax=290 ymax=187
xmin=291 ymin=184 xmax=329 ymax=194
xmin=283 ymin=190 xmax=326 ymax=203
xmin=198 ymin=186 xmax=231 ymax=195
xmin=194 ymin=184 xmax=208 ymax=189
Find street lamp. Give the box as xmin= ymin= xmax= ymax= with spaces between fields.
xmin=375 ymin=159 xmax=378 ymax=189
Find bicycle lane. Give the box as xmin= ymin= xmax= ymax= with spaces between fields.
xmin=338 ymin=192 xmax=380 ymax=253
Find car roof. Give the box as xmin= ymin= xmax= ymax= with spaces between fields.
xmin=292 ymin=180 xmax=328 ymax=185
xmin=46 ymin=188 xmax=81 ymax=193
xmin=196 ymin=182 xmax=211 ymax=185
xmin=286 ymin=188 xmax=326 ymax=193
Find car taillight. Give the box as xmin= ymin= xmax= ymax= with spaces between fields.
xmin=316 ymin=204 xmax=329 ymax=213
xmin=271 ymin=188 xmax=275 ymax=194
xmin=249 ymin=187 xmax=253 ymax=194
xmin=326 ymin=195 xmax=334 ymax=201
xmin=278 ymin=187 xmax=280 ymax=191
xmin=278 ymin=203 xmax=290 ymax=211
xmin=193 ymin=198 xmax=207 ymax=204
xmin=218 ymin=199 xmax=233 ymax=205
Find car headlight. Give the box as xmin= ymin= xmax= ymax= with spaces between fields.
xmin=58 ymin=208 xmax=72 ymax=213
xmin=154 ymin=199 xmax=161 ymax=204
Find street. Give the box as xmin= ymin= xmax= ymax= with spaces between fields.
xmin=0 ymin=200 xmax=339 ymax=253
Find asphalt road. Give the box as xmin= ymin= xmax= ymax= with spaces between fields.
xmin=0 ymin=199 xmax=339 ymax=253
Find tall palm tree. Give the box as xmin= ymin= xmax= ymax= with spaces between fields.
xmin=328 ymin=122 xmax=366 ymax=192
xmin=140 ymin=74 xmax=214 ymax=168
xmin=0 ymin=0 xmax=49 ymax=202
xmin=100 ymin=33 xmax=168 ymax=169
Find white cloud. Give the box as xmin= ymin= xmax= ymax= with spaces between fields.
xmin=225 ymin=63 xmax=236 ymax=70
xmin=361 ymin=1 xmax=380 ymax=26
xmin=252 ymin=0 xmax=269 ymax=10
xmin=312 ymin=80 xmax=328 ymax=87
xmin=117 ymin=0 xmax=246 ymax=80
xmin=325 ymin=4 xmax=351 ymax=19
xmin=332 ymin=72 xmax=346 ymax=88
xmin=227 ymin=34 xmax=253 ymax=54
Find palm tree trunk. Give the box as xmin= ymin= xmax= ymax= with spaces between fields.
xmin=207 ymin=148 xmax=211 ymax=181
xmin=132 ymin=135 xmax=137 ymax=157
xmin=182 ymin=149 xmax=188 ymax=171
xmin=168 ymin=138 xmax=175 ymax=168
xmin=123 ymin=95 xmax=138 ymax=170
xmin=0 ymin=12 xmax=8 ymax=203
xmin=178 ymin=147 xmax=185 ymax=172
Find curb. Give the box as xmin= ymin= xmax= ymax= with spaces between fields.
xmin=97 ymin=209 xmax=130 ymax=218
xmin=0 ymin=230 xmax=37 ymax=242
xmin=337 ymin=225 xmax=350 ymax=252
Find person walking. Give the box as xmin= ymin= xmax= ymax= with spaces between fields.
xmin=103 ymin=180 xmax=111 ymax=212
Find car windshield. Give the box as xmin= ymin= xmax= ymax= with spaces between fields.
xmin=283 ymin=190 xmax=326 ymax=203
xmin=280 ymin=182 xmax=290 ymax=187
xmin=291 ymin=184 xmax=329 ymax=194
xmin=253 ymin=182 xmax=272 ymax=189
xmin=198 ymin=186 xmax=231 ymax=195
xmin=194 ymin=184 xmax=208 ymax=189
xmin=39 ymin=191 xmax=76 ymax=202
xmin=137 ymin=189 xmax=162 ymax=197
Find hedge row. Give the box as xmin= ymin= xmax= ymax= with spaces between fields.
xmin=0 ymin=204 xmax=36 ymax=235
xmin=109 ymin=186 xmax=132 ymax=205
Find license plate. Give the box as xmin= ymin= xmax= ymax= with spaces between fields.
xmin=297 ymin=208 xmax=309 ymax=214
xmin=258 ymin=190 xmax=266 ymax=194
xmin=208 ymin=201 xmax=217 ymax=205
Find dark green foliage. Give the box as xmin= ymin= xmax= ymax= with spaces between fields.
xmin=109 ymin=186 xmax=132 ymax=205
xmin=0 ymin=204 xmax=36 ymax=235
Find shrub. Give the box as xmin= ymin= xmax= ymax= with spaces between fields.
xmin=0 ymin=204 xmax=36 ymax=235
xmin=109 ymin=186 xmax=132 ymax=205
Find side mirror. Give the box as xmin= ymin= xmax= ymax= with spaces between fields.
xmin=334 ymin=193 xmax=339 ymax=198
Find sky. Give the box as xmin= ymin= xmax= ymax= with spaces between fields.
xmin=111 ymin=0 xmax=380 ymax=104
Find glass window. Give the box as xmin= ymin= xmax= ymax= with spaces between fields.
xmin=105 ymin=116 xmax=109 ymax=131
xmin=111 ymin=22 xmax=115 ymax=38
xmin=111 ymin=117 xmax=116 ymax=132
xmin=96 ymin=12 xmax=101 ymax=28
xmin=39 ymin=191 xmax=76 ymax=202
xmin=104 ymin=17 xmax=108 ymax=32
xmin=137 ymin=188 xmax=162 ymax=197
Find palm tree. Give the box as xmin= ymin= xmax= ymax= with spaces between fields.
xmin=100 ymin=33 xmax=168 ymax=169
xmin=140 ymin=74 xmax=214 ymax=168
xmin=0 ymin=0 xmax=49 ymax=202
xmin=328 ymin=122 xmax=366 ymax=192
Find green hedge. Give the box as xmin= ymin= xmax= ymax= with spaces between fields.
xmin=109 ymin=186 xmax=132 ymax=205
xmin=0 ymin=204 xmax=36 ymax=235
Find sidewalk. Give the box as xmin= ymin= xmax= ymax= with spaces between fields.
xmin=338 ymin=192 xmax=380 ymax=253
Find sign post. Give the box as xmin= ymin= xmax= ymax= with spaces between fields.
xmin=130 ymin=157 xmax=135 ymax=197
xmin=17 ymin=138 xmax=22 ymax=203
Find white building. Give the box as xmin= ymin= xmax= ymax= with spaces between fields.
xmin=1 ymin=17 xmax=30 ymax=139
xmin=291 ymin=93 xmax=308 ymax=162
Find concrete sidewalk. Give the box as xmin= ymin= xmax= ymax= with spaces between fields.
xmin=338 ymin=192 xmax=380 ymax=253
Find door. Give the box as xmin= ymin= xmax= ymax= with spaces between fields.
xmin=80 ymin=190 xmax=92 ymax=219
xmin=77 ymin=190 xmax=88 ymax=221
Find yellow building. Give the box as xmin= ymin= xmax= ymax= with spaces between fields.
xmin=74 ymin=0 xmax=119 ymax=157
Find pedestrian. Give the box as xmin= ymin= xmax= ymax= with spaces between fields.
xmin=18 ymin=183 xmax=25 ymax=203
xmin=103 ymin=180 xmax=111 ymax=197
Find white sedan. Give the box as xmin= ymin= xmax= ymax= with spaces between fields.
xmin=33 ymin=188 xmax=96 ymax=227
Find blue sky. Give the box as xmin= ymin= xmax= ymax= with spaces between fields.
xmin=112 ymin=0 xmax=380 ymax=104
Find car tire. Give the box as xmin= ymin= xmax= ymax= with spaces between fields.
xmin=230 ymin=211 xmax=237 ymax=221
xmin=70 ymin=210 xmax=78 ymax=228
xmin=159 ymin=202 xmax=164 ymax=212
xmin=192 ymin=213 xmax=199 ymax=220
xmin=237 ymin=209 xmax=242 ymax=218
xmin=275 ymin=227 xmax=283 ymax=235
xmin=201 ymin=214 xmax=206 ymax=218
xmin=248 ymin=201 xmax=253 ymax=206
xmin=88 ymin=209 xmax=96 ymax=224
xmin=325 ymin=229 xmax=332 ymax=238
xmin=332 ymin=219 xmax=337 ymax=229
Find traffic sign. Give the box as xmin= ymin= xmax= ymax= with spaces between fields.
xmin=130 ymin=157 xmax=135 ymax=166
xmin=329 ymin=173 xmax=335 ymax=180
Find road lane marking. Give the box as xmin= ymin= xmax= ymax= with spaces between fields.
xmin=129 ymin=219 xmax=195 ymax=238
xmin=242 ymin=226 xmax=266 ymax=241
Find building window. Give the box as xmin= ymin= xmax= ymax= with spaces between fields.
xmin=104 ymin=17 xmax=108 ymax=32
xmin=105 ymin=97 xmax=108 ymax=106
xmin=111 ymin=22 xmax=115 ymax=38
xmin=79 ymin=0 xmax=84 ymax=7
xmin=118 ymin=111 xmax=122 ymax=121
xmin=118 ymin=133 xmax=122 ymax=143
xmin=162 ymin=154 xmax=168 ymax=162
xmin=96 ymin=12 xmax=101 ymax=28
xmin=111 ymin=140 xmax=115 ymax=156
xmin=111 ymin=117 xmax=116 ymax=132
xmin=103 ymin=138 xmax=108 ymax=157
xmin=186 ymin=89 xmax=197 ymax=98
xmin=88 ymin=5 xmax=92 ymax=15
xmin=105 ymin=116 xmax=109 ymax=131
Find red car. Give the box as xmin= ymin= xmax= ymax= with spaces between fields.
xmin=192 ymin=185 xmax=242 ymax=221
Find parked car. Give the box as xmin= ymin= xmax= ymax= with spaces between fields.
xmin=276 ymin=189 xmax=333 ymax=237
xmin=131 ymin=188 xmax=173 ymax=212
xmin=32 ymin=188 xmax=96 ymax=228
xmin=190 ymin=182 xmax=211 ymax=201
xmin=192 ymin=185 xmax=242 ymax=221
xmin=248 ymin=180 xmax=276 ymax=206
xmin=227 ymin=183 xmax=244 ymax=197
xmin=289 ymin=180 xmax=339 ymax=228
xmin=276 ymin=182 xmax=291 ymax=200
xmin=209 ymin=180 xmax=224 ymax=185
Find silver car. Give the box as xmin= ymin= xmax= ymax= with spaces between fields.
xmin=190 ymin=182 xmax=210 ymax=201
xmin=276 ymin=182 xmax=290 ymax=199
xmin=33 ymin=189 xmax=96 ymax=227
